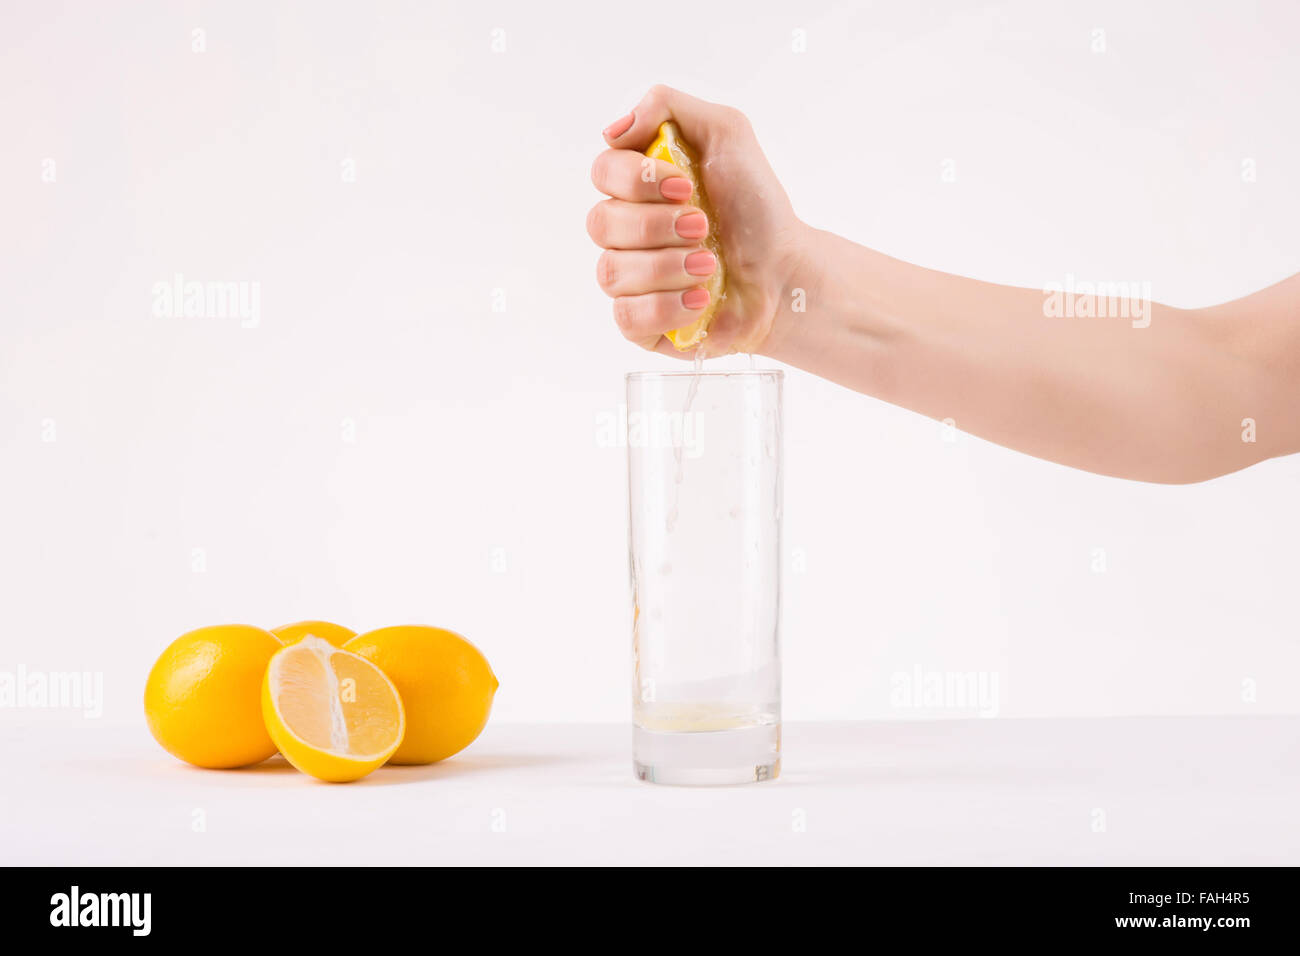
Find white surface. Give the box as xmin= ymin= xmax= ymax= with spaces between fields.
xmin=2 ymin=1 xmax=1299 ymax=727
xmin=5 ymin=716 xmax=1297 ymax=865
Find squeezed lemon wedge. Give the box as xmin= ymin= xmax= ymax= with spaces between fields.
xmin=645 ymin=121 xmax=727 ymax=350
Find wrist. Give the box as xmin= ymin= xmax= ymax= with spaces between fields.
xmin=757 ymin=225 xmax=910 ymax=408
xmin=759 ymin=220 xmax=830 ymax=361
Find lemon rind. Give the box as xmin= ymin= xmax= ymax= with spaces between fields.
xmin=264 ymin=638 xmax=406 ymax=767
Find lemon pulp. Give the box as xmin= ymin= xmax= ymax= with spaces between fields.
xmin=262 ymin=636 xmax=405 ymax=782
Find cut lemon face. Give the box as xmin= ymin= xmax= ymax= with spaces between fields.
xmin=262 ymin=636 xmax=405 ymax=782
xmin=645 ymin=121 xmax=727 ymax=351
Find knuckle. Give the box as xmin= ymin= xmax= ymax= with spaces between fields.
xmin=612 ymin=297 xmax=640 ymax=335
xmin=636 ymin=210 xmax=656 ymax=246
xmin=589 ymin=150 xmax=613 ymax=191
xmin=596 ymin=251 xmax=618 ymax=291
xmin=667 ymin=250 xmax=688 ymax=282
xmin=719 ymin=106 xmax=750 ymax=136
xmin=585 ymin=202 xmax=606 ymax=242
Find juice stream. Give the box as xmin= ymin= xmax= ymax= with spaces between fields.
xmin=664 ymin=348 xmax=705 ymax=533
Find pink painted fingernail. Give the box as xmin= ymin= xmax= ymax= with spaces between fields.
xmin=675 ymin=213 xmax=708 ymax=239
xmin=603 ymin=112 xmax=634 ymax=139
xmin=660 ymin=177 xmax=692 ymax=201
xmin=682 ymin=288 xmax=710 ymax=310
xmin=684 ymin=250 xmax=716 ymax=276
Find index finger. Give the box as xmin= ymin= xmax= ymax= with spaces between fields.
xmin=590 ymin=149 xmax=694 ymax=202
xmin=601 ymin=84 xmax=723 ymax=151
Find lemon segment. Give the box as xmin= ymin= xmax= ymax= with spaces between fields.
xmin=344 ymin=626 xmax=497 ymax=765
xmin=144 ymin=624 xmax=281 ymax=769
xmin=262 ymin=636 xmax=405 ymax=782
xmin=271 ymin=620 xmax=356 ymax=647
xmin=645 ymin=121 xmax=727 ymax=350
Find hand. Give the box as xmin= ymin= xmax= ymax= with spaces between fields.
xmin=587 ymin=85 xmax=807 ymax=357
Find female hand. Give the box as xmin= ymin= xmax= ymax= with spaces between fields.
xmin=587 ymin=85 xmax=807 ymax=357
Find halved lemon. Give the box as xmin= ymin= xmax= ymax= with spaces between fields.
xmin=645 ymin=121 xmax=727 ymax=350
xmin=261 ymin=636 xmax=405 ymax=782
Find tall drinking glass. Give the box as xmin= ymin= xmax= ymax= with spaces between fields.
xmin=626 ymin=369 xmax=783 ymax=785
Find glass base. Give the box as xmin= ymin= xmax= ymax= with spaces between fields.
xmin=633 ymin=722 xmax=781 ymax=786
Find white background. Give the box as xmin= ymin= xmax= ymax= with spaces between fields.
xmin=2 ymin=0 xmax=1298 ymax=730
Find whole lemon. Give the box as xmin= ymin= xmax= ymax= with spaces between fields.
xmin=271 ymin=620 xmax=356 ymax=647
xmin=144 ymin=624 xmax=282 ymax=768
xmin=344 ymin=625 xmax=497 ymax=765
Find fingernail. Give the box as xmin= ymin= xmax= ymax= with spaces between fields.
xmin=675 ymin=213 xmax=708 ymax=239
xmin=659 ymin=177 xmax=692 ymax=201
xmin=684 ymin=250 xmax=716 ymax=276
xmin=603 ymin=111 xmax=634 ymax=139
xmin=682 ymin=288 xmax=710 ymax=310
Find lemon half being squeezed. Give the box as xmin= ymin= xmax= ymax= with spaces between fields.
xmin=645 ymin=121 xmax=727 ymax=350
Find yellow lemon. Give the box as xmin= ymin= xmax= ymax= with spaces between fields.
xmin=344 ymin=625 xmax=497 ymax=765
xmin=261 ymin=636 xmax=405 ymax=783
xmin=271 ymin=620 xmax=356 ymax=647
xmin=144 ymin=624 xmax=281 ymax=769
xmin=645 ymin=120 xmax=727 ymax=350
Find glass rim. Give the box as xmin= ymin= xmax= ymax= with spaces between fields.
xmin=625 ymin=368 xmax=784 ymax=381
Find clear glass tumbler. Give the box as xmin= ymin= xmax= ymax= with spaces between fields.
xmin=626 ymin=369 xmax=783 ymax=785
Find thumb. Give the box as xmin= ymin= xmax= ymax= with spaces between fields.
xmin=603 ymin=84 xmax=737 ymax=153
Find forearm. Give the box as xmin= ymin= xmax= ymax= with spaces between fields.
xmin=765 ymin=226 xmax=1300 ymax=483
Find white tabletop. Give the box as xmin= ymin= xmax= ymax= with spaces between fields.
xmin=5 ymin=716 xmax=1296 ymax=865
